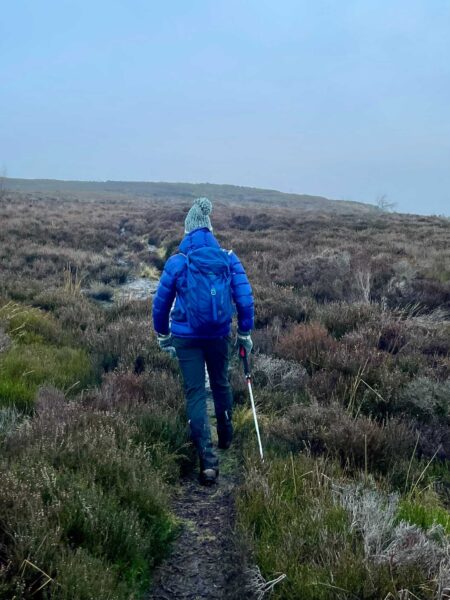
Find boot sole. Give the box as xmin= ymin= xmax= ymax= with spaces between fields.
xmin=199 ymin=469 xmax=219 ymax=486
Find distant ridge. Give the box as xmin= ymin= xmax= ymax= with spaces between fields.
xmin=4 ymin=177 xmax=378 ymax=214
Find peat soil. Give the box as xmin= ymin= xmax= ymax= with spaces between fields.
xmin=147 ymin=397 xmax=256 ymax=600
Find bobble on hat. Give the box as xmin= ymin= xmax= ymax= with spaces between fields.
xmin=184 ymin=197 xmax=213 ymax=233
xmin=195 ymin=197 xmax=212 ymax=215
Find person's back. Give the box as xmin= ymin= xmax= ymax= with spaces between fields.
xmin=152 ymin=198 xmax=254 ymax=485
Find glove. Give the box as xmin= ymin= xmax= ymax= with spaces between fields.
xmin=235 ymin=329 xmax=253 ymax=355
xmin=157 ymin=334 xmax=177 ymax=359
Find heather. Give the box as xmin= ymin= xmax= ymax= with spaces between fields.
xmin=0 ymin=192 xmax=193 ymax=597
xmin=0 ymin=189 xmax=449 ymax=598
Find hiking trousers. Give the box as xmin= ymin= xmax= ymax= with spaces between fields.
xmin=172 ymin=336 xmax=233 ymax=470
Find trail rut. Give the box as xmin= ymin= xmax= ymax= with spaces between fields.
xmin=147 ymin=397 xmax=255 ymax=600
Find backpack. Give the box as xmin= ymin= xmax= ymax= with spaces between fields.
xmin=181 ymin=246 xmax=234 ymax=334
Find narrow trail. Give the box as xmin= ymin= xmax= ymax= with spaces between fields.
xmin=148 ymin=397 xmax=256 ymax=600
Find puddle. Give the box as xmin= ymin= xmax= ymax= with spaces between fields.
xmin=116 ymin=277 xmax=158 ymax=301
xmin=85 ymin=276 xmax=159 ymax=308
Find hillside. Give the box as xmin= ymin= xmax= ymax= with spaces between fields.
xmin=1 ymin=192 xmax=449 ymax=599
xmin=3 ymin=177 xmax=379 ymax=214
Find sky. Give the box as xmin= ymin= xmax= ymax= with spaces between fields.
xmin=1 ymin=1 xmax=450 ymax=215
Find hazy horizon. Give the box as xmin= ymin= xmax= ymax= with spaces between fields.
xmin=1 ymin=1 xmax=449 ymax=215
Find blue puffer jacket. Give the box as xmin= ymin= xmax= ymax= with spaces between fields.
xmin=152 ymin=228 xmax=254 ymax=338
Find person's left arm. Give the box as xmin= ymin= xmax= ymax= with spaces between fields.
xmin=152 ymin=255 xmax=182 ymax=336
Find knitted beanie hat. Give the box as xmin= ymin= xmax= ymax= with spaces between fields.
xmin=184 ymin=197 xmax=213 ymax=233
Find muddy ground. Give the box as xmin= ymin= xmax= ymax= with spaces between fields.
xmin=147 ymin=399 xmax=257 ymax=600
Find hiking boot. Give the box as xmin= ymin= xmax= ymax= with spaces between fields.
xmin=199 ymin=467 xmax=219 ymax=486
xmin=199 ymin=458 xmax=219 ymax=486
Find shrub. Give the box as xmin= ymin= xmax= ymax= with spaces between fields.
xmin=415 ymin=420 xmax=450 ymax=462
xmin=356 ymin=366 xmax=411 ymax=419
xmin=387 ymin=277 xmax=450 ymax=312
xmin=279 ymin=249 xmax=353 ymax=302
xmin=335 ymin=484 xmax=399 ymax=558
xmin=418 ymin=323 xmax=450 ymax=356
xmin=86 ymin=316 xmax=176 ymax=374
xmin=98 ymin=264 xmax=129 ymax=285
xmin=148 ymin=252 xmax=165 ymax=271
xmin=377 ymin=319 xmax=410 ymax=354
xmin=314 ymin=301 xmax=381 ymax=338
xmin=276 ymin=322 xmax=337 ymax=370
xmin=322 ymin=332 xmax=383 ymax=377
xmin=0 ymin=389 xmax=181 ymax=598
xmin=252 ymin=354 xmax=308 ymax=392
xmin=84 ymin=371 xmax=193 ymax=477
xmin=396 ymin=350 xmax=428 ymax=375
xmin=253 ymin=283 xmax=313 ymax=327
xmin=306 ymin=368 xmax=345 ymax=403
xmin=266 ymin=401 xmax=417 ymax=477
xmin=251 ymin=324 xmax=279 ymax=354
xmin=398 ymin=377 xmax=450 ymax=423
xmin=33 ymin=289 xmax=102 ymax=340
xmin=228 ymin=361 xmax=249 ymax=404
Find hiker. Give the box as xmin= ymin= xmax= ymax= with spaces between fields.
xmin=152 ymin=197 xmax=254 ymax=485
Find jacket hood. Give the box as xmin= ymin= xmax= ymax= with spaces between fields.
xmin=178 ymin=227 xmax=220 ymax=254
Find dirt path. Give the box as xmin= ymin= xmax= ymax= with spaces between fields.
xmin=147 ymin=398 xmax=255 ymax=600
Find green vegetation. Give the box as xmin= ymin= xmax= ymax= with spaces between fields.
xmin=0 ymin=188 xmax=449 ymax=598
xmin=0 ymin=304 xmax=93 ymax=410
xmin=236 ymin=453 xmax=434 ymax=599
xmin=0 ymin=291 xmax=191 ymax=597
xmin=397 ymin=491 xmax=450 ymax=534
xmin=0 ymin=344 xmax=92 ymax=405
xmin=0 ymin=387 xmax=184 ymax=599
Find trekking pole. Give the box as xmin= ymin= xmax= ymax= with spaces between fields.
xmin=239 ymin=346 xmax=264 ymax=462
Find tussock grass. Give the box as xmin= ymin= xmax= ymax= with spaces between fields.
xmin=0 ymin=344 xmax=92 ymax=410
xmin=398 ymin=490 xmax=450 ymax=534
xmin=237 ymin=453 xmax=449 ymax=599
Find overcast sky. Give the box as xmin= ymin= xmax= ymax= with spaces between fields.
xmin=1 ymin=1 xmax=449 ymax=215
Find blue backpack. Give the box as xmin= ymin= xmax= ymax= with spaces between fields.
xmin=181 ymin=246 xmax=234 ymax=334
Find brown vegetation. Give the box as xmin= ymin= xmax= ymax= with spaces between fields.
xmin=0 ymin=188 xmax=449 ymax=598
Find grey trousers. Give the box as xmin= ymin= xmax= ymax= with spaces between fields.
xmin=172 ymin=336 xmax=233 ymax=469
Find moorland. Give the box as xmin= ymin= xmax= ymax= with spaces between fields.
xmin=0 ymin=181 xmax=449 ymax=599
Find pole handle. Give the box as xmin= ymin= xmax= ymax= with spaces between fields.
xmin=239 ymin=345 xmax=251 ymax=378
